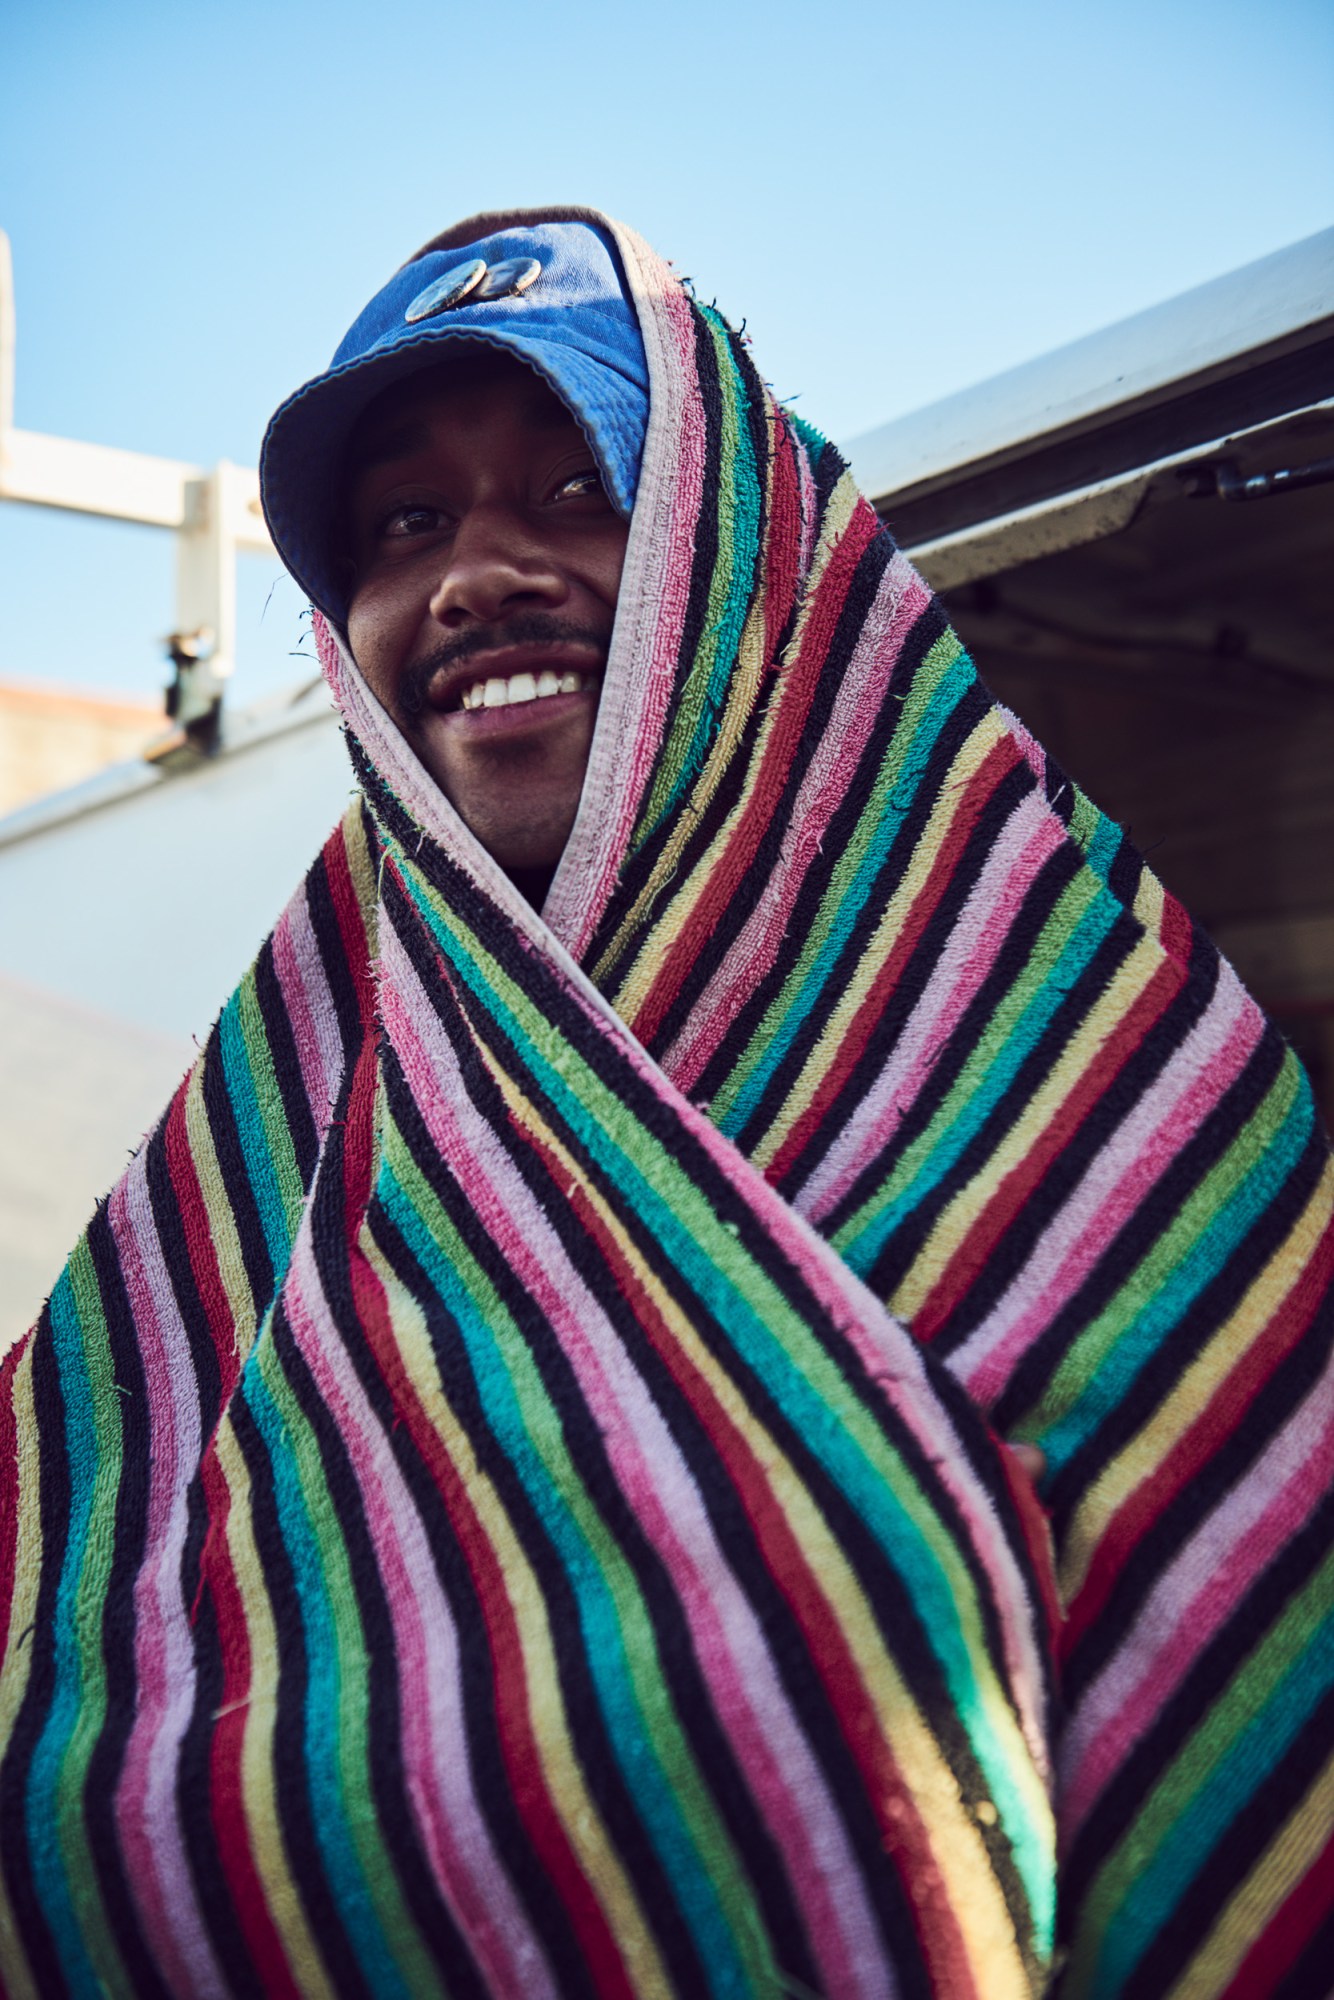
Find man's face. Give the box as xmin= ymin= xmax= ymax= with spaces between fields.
xmin=344 ymin=351 xmax=629 ymax=895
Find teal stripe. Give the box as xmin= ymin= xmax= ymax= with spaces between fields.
xmin=375 ymin=1161 xmax=758 ymax=1995
xmin=397 ymin=874 xmax=1046 ymax=1908
xmin=1084 ymin=1601 xmax=1334 ymax=1998
xmin=717 ymin=648 xmax=976 ymax=1138
xmin=1039 ymin=1075 xmax=1315 ymax=1471
xmin=24 ymin=1275 xmax=110 ymax=1999
xmin=241 ymin=1351 xmax=416 ymax=2000
xmin=645 ymin=315 xmax=764 ymax=832
xmin=837 ymin=886 xmax=1124 ymax=1276
xmin=218 ymin=994 xmax=291 ymax=1273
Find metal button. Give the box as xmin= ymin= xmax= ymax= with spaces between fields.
xmin=404 ymin=258 xmax=488 ymax=324
xmin=472 ymin=256 xmax=542 ymax=302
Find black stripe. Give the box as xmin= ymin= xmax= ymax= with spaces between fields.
xmin=378 ymin=1032 xmax=942 ymax=1993
xmin=687 ymin=594 xmax=969 ymax=1116
xmin=639 ymin=527 xmax=899 ymax=1068
xmin=1126 ymin=1679 xmax=1334 ymax=1997
xmin=1061 ymin=1481 xmax=1334 ymax=1916
xmin=145 ymin=1094 xmax=224 ymax=1432
xmin=254 ymin=934 xmax=322 ymax=1188
xmin=229 ymin=1389 xmax=374 ymax=2000
xmin=778 ymin=754 xmax=1040 ymax=1207
xmin=202 ymin=1018 xmax=274 ymax=1317
xmin=269 ymin=1088 xmax=494 ymax=1994
xmin=382 ymin=879 xmax=1044 ymax=1970
xmin=817 ymin=834 xmax=1083 ymax=1254
xmin=1060 ymin=1279 xmax=1334 ymax=1709
xmin=0 ymin=1302 xmax=77 ymax=1994
xmin=1274 ymin=1895 xmax=1334 ymax=2000
xmin=995 ymin=1017 xmax=1291 ymax=1439
xmin=854 ymin=883 xmax=1140 ymax=1305
xmin=927 ymin=924 xmax=1219 ymax=1357
xmin=307 ymin=840 xmax=370 ymax=1068
xmin=80 ymin=1202 xmax=173 ymax=2000
xmin=175 ymin=1574 xmax=265 ymax=1996
xmin=381 ymin=1022 xmax=825 ymax=1994
xmin=1044 ymin=1106 xmax=1331 ymax=1546
xmin=360 ymin=1199 xmax=606 ymax=1997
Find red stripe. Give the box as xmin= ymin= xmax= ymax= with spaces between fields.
xmin=323 ymin=819 xmax=379 ymax=1035
xmin=198 ymin=1443 xmax=306 ymax=1997
xmin=913 ymin=948 xmax=1185 ymax=1343
xmin=766 ymin=732 xmax=1022 ymax=1190
xmin=760 ymin=414 xmax=804 ymax=665
xmin=162 ymin=1078 xmax=242 ymax=1392
xmin=628 ymin=503 xmax=884 ymax=1048
xmin=348 ymin=1034 xmax=638 ymax=2000
xmin=514 ymin=1109 xmax=982 ymax=1997
xmin=1219 ymin=1814 xmax=1334 ymax=1996
xmin=1060 ymin=1205 xmax=1334 ymax=1658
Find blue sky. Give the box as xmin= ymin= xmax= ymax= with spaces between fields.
xmin=2 ymin=0 xmax=1331 ymax=705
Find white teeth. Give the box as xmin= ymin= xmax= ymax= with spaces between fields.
xmin=460 ymin=669 xmax=589 ymax=711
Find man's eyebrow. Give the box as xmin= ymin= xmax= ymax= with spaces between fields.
xmin=349 ymin=419 xmax=433 ymax=476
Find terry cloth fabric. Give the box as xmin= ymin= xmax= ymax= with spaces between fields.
xmin=1 ymin=208 xmax=1331 ymax=2000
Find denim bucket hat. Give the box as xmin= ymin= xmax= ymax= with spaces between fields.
xmin=259 ymin=220 xmax=650 ymax=623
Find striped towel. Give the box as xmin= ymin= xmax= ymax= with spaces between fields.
xmin=0 ymin=214 xmax=1329 ymax=2000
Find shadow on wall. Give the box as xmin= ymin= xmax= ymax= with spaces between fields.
xmin=0 ymin=973 xmax=191 ymax=1356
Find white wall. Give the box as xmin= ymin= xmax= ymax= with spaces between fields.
xmin=0 ymin=687 xmax=356 ymax=1349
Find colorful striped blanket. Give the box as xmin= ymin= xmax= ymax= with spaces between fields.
xmin=1 ymin=214 xmax=1330 ymax=2000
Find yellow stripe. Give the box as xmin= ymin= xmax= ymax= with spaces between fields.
xmin=359 ymin=1219 xmax=677 ymax=2000
xmin=596 ymin=471 xmax=863 ymax=1001
xmin=184 ymin=1059 xmax=256 ymax=1350
xmin=1132 ymin=863 xmax=1165 ymax=942
xmin=340 ymin=797 xmax=382 ymax=942
xmin=891 ymin=929 xmax=1165 ymax=1323
xmin=215 ymin=1416 xmax=339 ymax=2000
xmin=750 ymin=709 xmax=1010 ymax=1172
xmin=0 ymin=1341 xmax=44 ymax=2000
xmin=1162 ymin=1743 xmax=1334 ymax=2000
xmin=483 ymin=1059 xmax=1044 ymax=1996
xmin=1061 ymin=1153 xmax=1334 ymax=1600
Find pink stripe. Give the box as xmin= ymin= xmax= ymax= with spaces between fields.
xmin=555 ymin=274 xmax=709 ymax=955
xmin=281 ymin=1213 xmax=561 ymax=1999
xmin=271 ymin=886 xmax=340 ymax=1127
xmin=381 ymin=923 xmax=895 ymax=2000
xmin=950 ymin=969 xmax=1261 ymax=1407
xmin=616 ymin=967 xmax=1052 ymax=1770
xmin=663 ymin=555 xmax=928 ymax=1094
xmin=799 ymin=791 xmax=1064 ymax=1225
xmin=111 ymin=1150 xmax=229 ymax=1999
xmin=1058 ymin=1362 xmax=1334 ymax=1845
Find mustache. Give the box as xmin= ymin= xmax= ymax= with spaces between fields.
xmin=398 ymin=615 xmax=611 ymax=721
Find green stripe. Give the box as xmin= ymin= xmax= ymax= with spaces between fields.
xmin=376 ymin=1114 xmax=778 ymax=1995
xmin=386 ymin=860 xmax=1051 ymax=1925
xmin=1068 ymin=1540 xmax=1334 ymax=1998
xmin=244 ymin=1330 xmax=440 ymax=2000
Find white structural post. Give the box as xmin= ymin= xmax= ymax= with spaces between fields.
xmin=0 ymin=227 xmax=274 ymax=748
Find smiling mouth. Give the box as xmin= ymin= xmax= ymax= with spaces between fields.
xmin=458 ymin=668 xmax=597 ymax=712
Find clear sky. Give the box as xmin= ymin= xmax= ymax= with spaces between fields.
xmin=2 ymin=0 xmax=1331 ymax=705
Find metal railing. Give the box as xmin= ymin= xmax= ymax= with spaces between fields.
xmin=0 ymin=229 xmax=275 ymax=750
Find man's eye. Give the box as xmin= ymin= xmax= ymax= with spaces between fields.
xmin=553 ymin=469 xmax=605 ymax=501
xmin=379 ymin=502 xmax=448 ymax=538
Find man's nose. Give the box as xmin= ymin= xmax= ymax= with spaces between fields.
xmin=427 ymin=505 xmax=566 ymax=627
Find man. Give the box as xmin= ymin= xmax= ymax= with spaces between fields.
xmin=0 ymin=211 xmax=1329 ymax=2000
